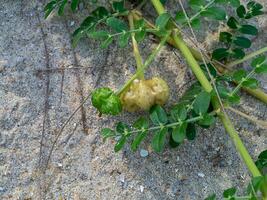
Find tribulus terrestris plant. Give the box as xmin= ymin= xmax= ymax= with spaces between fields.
xmin=44 ymin=0 xmax=267 ymax=199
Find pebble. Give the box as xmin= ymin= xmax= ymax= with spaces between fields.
xmin=140 ymin=149 xmax=149 ymax=157
xmin=57 ymin=163 xmax=63 ymax=167
xmin=197 ymin=172 xmax=205 ymax=178
xmin=70 ymin=21 xmax=75 ymax=26
xmin=176 ymin=156 xmax=180 ymax=161
xmin=140 ymin=185 xmax=144 ymax=193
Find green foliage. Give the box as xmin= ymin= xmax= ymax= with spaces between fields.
xmin=44 ymin=0 xmax=81 ymax=18
xmin=206 ymin=174 xmax=267 ymax=199
xmin=155 ymin=13 xmax=171 ymax=29
xmin=212 ymin=1 xmax=263 ymax=61
xmin=150 ymin=105 xmax=168 ymax=125
xmin=255 ymin=149 xmax=267 ymax=174
xmin=91 ymin=88 xmax=122 ymax=115
xmin=252 ymin=55 xmax=267 ymax=74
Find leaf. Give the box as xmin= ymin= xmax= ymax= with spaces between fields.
xmin=175 ymin=11 xmax=187 ymax=24
xmin=191 ymin=18 xmax=201 ymax=29
xmin=116 ymin=122 xmax=130 ymax=135
xmin=134 ymin=19 xmax=146 ymax=42
xmin=170 ymin=104 xmax=187 ymax=122
xmin=201 ymin=7 xmax=226 ymax=20
xmin=88 ymin=30 xmax=109 ymax=39
xmin=236 ymin=5 xmax=246 ymax=18
xmin=106 ymin=17 xmax=128 ymax=32
xmin=44 ymin=1 xmax=57 ymax=19
xmin=114 ymin=136 xmax=126 ymax=152
xmin=155 ymin=13 xmax=171 ymax=29
xmin=247 ymin=176 xmax=265 ymax=194
xmin=204 ymin=194 xmax=216 ymax=200
xmin=186 ymin=123 xmax=196 ymax=140
xmin=152 ymin=128 xmax=167 ymax=153
xmin=112 ymin=1 xmax=127 ymax=13
xmin=219 ymin=32 xmax=232 ymax=43
xmin=223 ymin=187 xmax=237 ymax=198
xmin=212 ymin=48 xmax=229 ymax=60
xmin=80 ymin=16 xmax=97 ymax=29
xmin=233 ymin=36 xmax=251 ymax=48
xmin=216 ymin=82 xmax=230 ymax=99
xmin=71 ymin=0 xmax=80 ymax=12
xmin=255 ymin=64 xmax=267 ymax=74
xmin=246 ymin=1 xmax=264 ymax=19
xmin=160 ymin=0 xmax=167 ymax=5
xmin=215 ymin=0 xmax=240 ymax=7
xmin=58 ymin=0 xmax=67 ymax=16
xmin=239 ymin=24 xmax=258 ymax=35
xmin=189 ymin=0 xmax=206 ymax=10
xmin=91 ymin=87 xmax=122 ymax=115
xmin=251 ymin=55 xmax=266 ymax=68
xmin=72 ymin=28 xmax=84 ymax=47
xmin=100 ymin=36 xmax=113 ymax=48
xmin=101 ymin=128 xmax=115 ymax=141
xmin=233 ymin=69 xmax=247 ymax=82
xmin=227 ymin=93 xmax=240 ymax=104
xmin=198 ymin=114 xmax=216 ymax=127
xmin=242 ymin=78 xmax=259 ymax=89
xmin=118 ymin=32 xmax=130 ymax=48
xmin=193 ymin=91 xmax=211 ymax=115
xmin=227 ymin=17 xmax=239 ymax=29
xmin=92 ymin=6 xmax=109 ymax=19
xmin=169 ymin=134 xmax=180 ymax=148
xmin=172 ymin=122 xmax=187 ymax=143
xmin=200 ymin=63 xmax=217 ymax=78
xmin=231 ymin=48 xmax=245 ymax=59
xmin=131 ymin=117 xmax=149 ymax=151
xmin=149 ymin=105 xmax=168 ymax=125
xmin=255 ymin=149 xmax=267 ymax=172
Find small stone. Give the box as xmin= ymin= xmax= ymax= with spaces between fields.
xmin=176 ymin=156 xmax=180 ymax=161
xmin=57 ymin=163 xmax=63 ymax=167
xmin=140 ymin=149 xmax=149 ymax=157
xmin=70 ymin=21 xmax=75 ymax=26
xmin=140 ymin=185 xmax=144 ymax=193
xmin=197 ymin=172 xmax=205 ymax=178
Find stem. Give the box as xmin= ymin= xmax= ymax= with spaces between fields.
xmin=150 ymin=0 xmax=264 ymax=184
xmin=172 ymin=30 xmax=213 ymax=92
xmin=230 ymin=70 xmax=255 ymax=96
xmin=131 ymin=11 xmax=267 ymax=105
xmin=142 ymin=31 xmax=171 ymax=71
xmin=227 ymin=107 xmax=267 ymax=129
xmin=128 ymin=12 xmax=144 ymax=79
xmin=227 ymin=46 xmax=267 ymax=68
xmin=187 ymin=0 xmax=215 ymax=25
xmin=116 ymin=31 xmax=170 ymax=96
xmin=219 ymin=114 xmax=261 ymax=178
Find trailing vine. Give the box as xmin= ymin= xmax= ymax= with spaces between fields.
xmin=44 ymin=0 xmax=267 ymax=199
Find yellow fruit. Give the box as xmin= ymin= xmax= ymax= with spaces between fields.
xmin=120 ymin=77 xmax=170 ymax=112
xmin=147 ymin=77 xmax=170 ymax=105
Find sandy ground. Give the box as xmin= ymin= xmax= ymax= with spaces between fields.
xmin=0 ymin=0 xmax=266 ymax=199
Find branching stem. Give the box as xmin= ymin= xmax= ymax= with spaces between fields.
xmin=149 ymin=0 xmax=267 ymax=195
xmin=128 ymin=12 xmax=144 ymax=79
xmin=227 ymin=46 xmax=267 ymax=68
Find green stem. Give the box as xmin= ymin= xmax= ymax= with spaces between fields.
xmin=128 ymin=12 xmax=144 ymax=79
xmin=230 ymin=70 xmax=255 ymax=96
xmin=227 ymin=46 xmax=267 ymax=68
xmin=186 ymin=0 xmax=215 ymax=25
xmin=150 ymin=0 xmax=264 ymax=188
xmin=142 ymin=31 xmax=171 ymax=71
xmin=116 ymin=31 xmax=170 ymax=96
xmin=172 ymin=31 xmax=213 ymax=92
xmin=131 ymin=11 xmax=267 ymax=105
